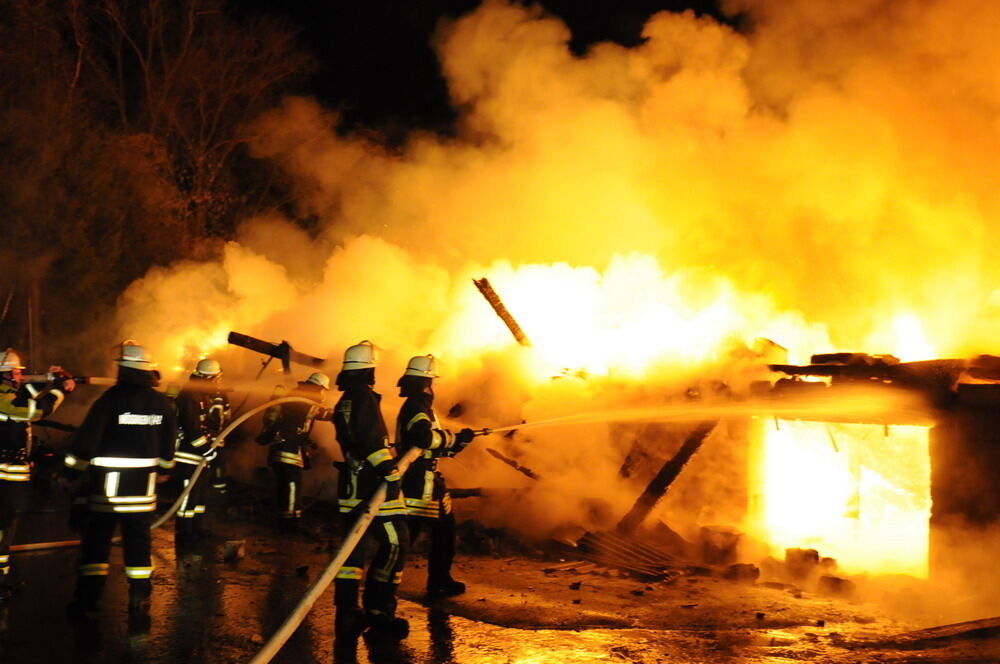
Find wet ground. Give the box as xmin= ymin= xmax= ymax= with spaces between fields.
xmin=2 ymin=484 xmax=999 ymax=664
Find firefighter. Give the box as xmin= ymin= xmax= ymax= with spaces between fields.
xmin=64 ymin=342 xmax=177 ymax=617
xmin=395 ymin=355 xmax=475 ymax=597
xmin=0 ymin=349 xmax=75 ymax=600
xmin=332 ymin=340 xmax=410 ymax=641
xmin=172 ymin=358 xmax=230 ymax=541
xmin=257 ymin=374 xmax=328 ymax=530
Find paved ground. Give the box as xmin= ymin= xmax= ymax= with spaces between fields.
xmin=2 ymin=483 xmax=999 ymax=664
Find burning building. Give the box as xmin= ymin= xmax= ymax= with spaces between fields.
xmin=102 ymin=0 xmax=1000 ymax=616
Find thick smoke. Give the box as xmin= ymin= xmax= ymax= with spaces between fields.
xmin=115 ymin=0 xmax=999 ymax=564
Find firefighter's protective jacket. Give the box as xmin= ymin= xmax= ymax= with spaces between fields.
xmin=333 ymin=386 xmax=406 ymax=517
xmin=174 ymin=377 xmax=231 ymax=467
xmin=0 ymin=382 xmax=65 ymax=482
xmin=64 ymin=367 xmax=177 ymax=514
xmin=261 ymin=382 xmax=325 ymax=469
xmin=394 ymin=393 xmax=458 ymax=518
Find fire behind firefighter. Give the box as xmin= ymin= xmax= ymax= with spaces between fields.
xmin=395 ymin=355 xmax=475 ymax=597
xmin=64 ymin=342 xmax=177 ymax=617
xmin=0 ymin=349 xmax=75 ymax=600
xmin=172 ymin=358 xmax=230 ymax=542
xmin=256 ymin=373 xmax=330 ymax=530
xmin=332 ymin=340 xmax=411 ymax=641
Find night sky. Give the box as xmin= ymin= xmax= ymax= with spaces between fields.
xmin=240 ymin=1 xmax=729 ymax=135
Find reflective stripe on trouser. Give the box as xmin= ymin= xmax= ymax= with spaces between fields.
xmin=76 ymin=512 xmax=153 ymax=597
xmin=0 ymin=463 xmax=30 ymax=482
xmin=272 ymin=462 xmax=302 ymax=519
xmin=336 ymin=515 xmax=409 ymax=617
xmin=174 ymin=462 xmax=207 ymax=519
xmin=0 ymin=480 xmax=27 ymax=577
xmin=211 ymin=449 xmax=227 ymax=492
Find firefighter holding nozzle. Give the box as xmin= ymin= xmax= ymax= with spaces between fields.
xmin=395 ymin=354 xmax=475 ymax=597
xmin=64 ymin=342 xmax=177 ymax=617
xmin=0 ymin=348 xmax=75 ymax=601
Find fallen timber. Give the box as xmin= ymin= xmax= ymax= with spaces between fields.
xmin=616 ymin=420 xmax=718 ymax=536
xmin=473 ymin=277 xmax=531 ymax=346
xmin=228 ymin=331 xmax=327 ymax=375
xmin=485 ymin=447 xmax=541 ymax=480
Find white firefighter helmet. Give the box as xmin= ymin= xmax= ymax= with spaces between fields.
xmin=305 ymin=372 xmax=331 ymax=389
xmin=0 ymin=348 xmax=25 ymax=372
xmin=342 ymin=340 xmax=377 ymax=371
xmin=404 ymin=354 xmax=439 ymax=378
xmin=117 ymin=341 xmax=156 ymax=370
xmin=194 ymin=358 xmax=222 ymax=378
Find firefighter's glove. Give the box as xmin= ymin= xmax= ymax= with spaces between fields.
xmin=454 ymin=428 xmax=476 ymax=452
xmin=384 ymin=477 xmax=402 ymax=502
xmin=383 ymin=466 xmax=402 ymax=502
xmin=48 ymin=365 xmax=76 ymax=393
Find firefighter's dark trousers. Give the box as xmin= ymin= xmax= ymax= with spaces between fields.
xmin=73 ymin=511 xmax=153 ymax=607
xmin=210 ymin=447 xmax=228 ymax=495
xmin=271 ymin=462 xmax=302 ymax=521
xmin=173 ymin=462 xmax=208 ymax=535
xmin=335 ymin=515 xmax=409 ymax=619
xmin=0 ymin=481 xmax=27 ymax=583
xmin=409 ymin=508 xmax=457 ymax=590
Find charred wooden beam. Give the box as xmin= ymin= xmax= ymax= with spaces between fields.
xmin=485 ymin=447 xmax=540 ymax=480
xmin=228 ymin=331 xmax=327 ymax=375
xmin=473 ymin=278 xmax=531 ymax=346
xmin=616 ymin=420 xmax=718 ymax=536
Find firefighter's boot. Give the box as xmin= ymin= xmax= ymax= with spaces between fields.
xmin=334 ymin=580 xmax=365 ymax=641
xmin=127 ymin=579 xmax=152 ymax=615
xmin=67 ymin=576 xmax=105 ymax=618
xmin=426 ymin=515 xmax=462 ymax=597
xmin=362 ymin=580 xmax=408 ymax=640
xmin=175 ymin=518 xmax=195 ymax=543
xmin=426 ymin=577 xmax=465 ymax=598
xmin=192 ymin=513 xmax=210 ymax=539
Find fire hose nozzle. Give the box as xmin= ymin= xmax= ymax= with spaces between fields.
xmin=473 ymin=428 xmax=493 ymax=437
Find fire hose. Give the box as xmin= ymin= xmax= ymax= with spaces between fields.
xmin=151 ymin=396 xmax=320 ymax=530
xmin=249 ymin=425 xmax=495 ymax=664
xmin=248 ymin=444 xmax=425 ymax=664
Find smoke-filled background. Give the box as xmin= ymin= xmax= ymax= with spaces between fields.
xmin=5 ymin=0 xmax=1000 ymax=596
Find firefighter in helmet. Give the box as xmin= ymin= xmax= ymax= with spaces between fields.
xmin=332 ymin=340 xmax=410 ymax=641
xmin=172 ymin=358 xmax=230 ymax=542
xmin=64 ymin=342 xmax=177 ymax=617
xmin=0 ymin=348 xmax=75 ymax=600
xmin=395 ymin=354 xmax=475 ymax=597
xmin=257 ymin=372 xmax=329 ymax=530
